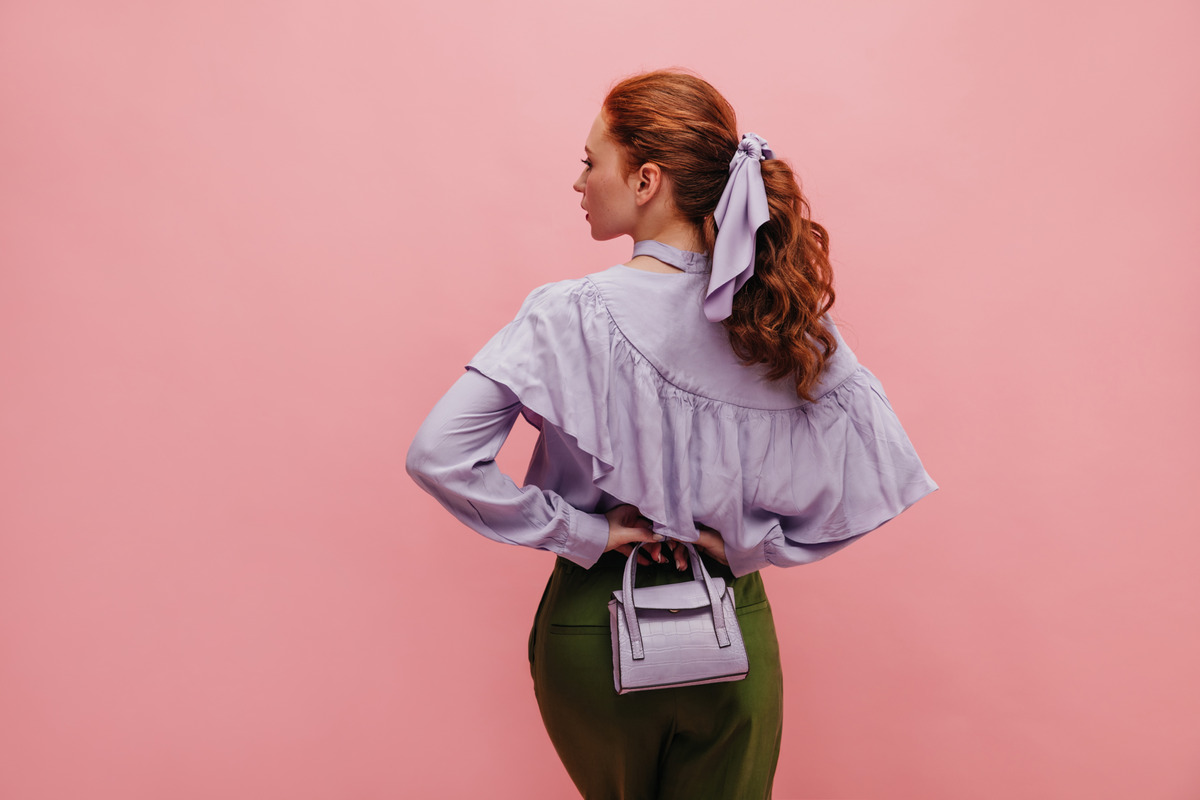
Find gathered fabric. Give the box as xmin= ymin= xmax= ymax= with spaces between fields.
xmin=467 ymin=267 xmax=936 ymax=570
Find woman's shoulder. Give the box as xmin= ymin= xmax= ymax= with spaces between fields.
xmin=516 ymin=264 xmax=685 ymax=301
xmin=512 ymin=273 xmax=597 ymax=310
xmin=584 ymin=267 xmax=861 ymax=410
xmin=506 ymin=265 xmax=690 ymax=335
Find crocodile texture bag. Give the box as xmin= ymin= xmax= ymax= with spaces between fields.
xmin=608 ymin=542 xmax=748 ymax=694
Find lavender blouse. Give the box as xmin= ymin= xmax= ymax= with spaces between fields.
xmin=406 ymin=252 xmax=937 ymax=577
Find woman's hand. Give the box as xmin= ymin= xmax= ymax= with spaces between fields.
xmin=695 ymin=524 xmax=729 ymax=566
xmin=604 ymin=504 xmax=664 ymax=565
xmin=604 ymin=507 xmax=728 ymax=569
xmin=658 ymin=525 xmax=729 ymax=571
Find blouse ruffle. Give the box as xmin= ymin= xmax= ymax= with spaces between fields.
xmin=467 ymin=277 xmax=936 ymax=562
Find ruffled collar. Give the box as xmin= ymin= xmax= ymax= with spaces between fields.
xmin=631 ymin=240 xmax=710 ymax=275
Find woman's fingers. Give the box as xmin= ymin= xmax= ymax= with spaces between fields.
xmin=613 ymin=516 xmax=729 ymax=569
xmin=606 ymin=505 xmax=660 ymax=553
xmin=645 ymin=542 xmax=673 ymax=564
xmin=616 ymin=541 xmax=652 ymax=565
xmin=671 ymin=541 xmax=688 ymax=571
xmin=608 ymin=506 xmax=690 ymax=567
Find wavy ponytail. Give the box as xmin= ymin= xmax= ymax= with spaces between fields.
xmin=723 ymin=159 xmax=836 ymax=401
xmin=604 ymin=70 xmax=837 ymax=401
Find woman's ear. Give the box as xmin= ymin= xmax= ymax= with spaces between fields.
xmin=631 ymin=162 xmax=664 ymax=207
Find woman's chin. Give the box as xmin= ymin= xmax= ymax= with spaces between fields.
xmin=589 ymin=228 xmax=625 ymax=243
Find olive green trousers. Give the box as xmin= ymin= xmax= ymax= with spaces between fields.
xmin=529 ymin=551 xmax=783 ymax=800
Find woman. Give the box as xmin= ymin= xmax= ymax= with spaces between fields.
xmin=407 ymin=70 xmax=936 ymax=799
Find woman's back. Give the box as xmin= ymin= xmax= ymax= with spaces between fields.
xmin=465 ymin=250 xmax=935 ymax=577
xmin=589 ymin=263 xmax=858 ymax=409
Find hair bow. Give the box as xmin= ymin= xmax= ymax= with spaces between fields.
xmin=705 ymin=133 xmax=775 ymax=323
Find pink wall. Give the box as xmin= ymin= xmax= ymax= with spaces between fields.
xmin=3 ymin=1 xmax=1198 ymax=798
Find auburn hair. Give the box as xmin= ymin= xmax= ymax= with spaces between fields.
xmin=603 ymin=70 xmax=837 ymax=401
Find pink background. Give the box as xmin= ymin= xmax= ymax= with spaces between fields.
xmin=2 ymin=1 xmax=1198 ymax=798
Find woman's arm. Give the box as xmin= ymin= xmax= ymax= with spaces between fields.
xmin=406 ymin=370 xmax=659 ymax=567
xmin=723 ymin=521 xmax=867 ymax=576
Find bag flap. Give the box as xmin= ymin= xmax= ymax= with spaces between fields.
xmin=611 ymin=577 xmax=727 ymax=610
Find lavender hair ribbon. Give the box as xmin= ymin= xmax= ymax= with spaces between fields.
xmin=704 ymin=133 xmax=775 ymax=323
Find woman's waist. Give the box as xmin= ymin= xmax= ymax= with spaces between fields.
xmin=536 ymin=552 xmax=769 ymax=629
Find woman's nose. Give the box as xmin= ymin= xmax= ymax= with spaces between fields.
xmin=573 ymin=173 xmax=585 ymax=194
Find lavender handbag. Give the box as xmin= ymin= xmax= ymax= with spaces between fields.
xmin=608 ymin=542 xmax=749 ymax=694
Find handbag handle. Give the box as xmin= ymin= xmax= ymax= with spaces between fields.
xmin=621 ymin=542 xmax=733 ymax=660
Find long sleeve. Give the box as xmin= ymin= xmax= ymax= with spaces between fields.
xmin=406 ymin=369 xmax=611 ymax=568
xmin=724 ymin=514 xmax=868 ymax=577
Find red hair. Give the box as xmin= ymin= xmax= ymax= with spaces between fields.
xmin=603 ymin=70 xmax=837 ymax=401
